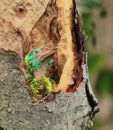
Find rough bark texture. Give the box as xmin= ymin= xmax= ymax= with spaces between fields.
xmin=0 ymin=51 xmax=93 ymax=130
xmin=0 ymin=0 xmax=98 ymax=130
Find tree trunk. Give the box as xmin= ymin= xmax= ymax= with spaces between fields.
xmin=0 ymin=0 xmax=98 ymax=130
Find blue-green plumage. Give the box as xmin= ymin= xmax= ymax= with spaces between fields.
xmin=25 ymin=46 xmax=57 ymax=99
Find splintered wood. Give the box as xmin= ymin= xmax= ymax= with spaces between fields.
xmin=56 ymin=0 xmax=76 ymax=91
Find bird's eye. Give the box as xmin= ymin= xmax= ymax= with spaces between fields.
xmin=35 ymin=51 xmax=39 ymax=53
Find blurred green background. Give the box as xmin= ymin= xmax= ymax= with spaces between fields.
xmin=76 ymin=0 xmax=113 ymax=130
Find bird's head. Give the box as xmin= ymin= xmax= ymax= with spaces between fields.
xmin=25 ymin=46 xmax=57 ymax=70
xmin=33 ymin=46 xmax=57 ymax=61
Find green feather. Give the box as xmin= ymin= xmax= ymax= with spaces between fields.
xmin=25 ymin=55 xmax=40 ymax=72
xmin=43 ymin=76 xmax=52 ymax=93
xmin=30 ymin=76 xmax=52 ymax=97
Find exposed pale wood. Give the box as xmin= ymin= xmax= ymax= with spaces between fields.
xmin=56 ymin=0 xmax=75 ymax=91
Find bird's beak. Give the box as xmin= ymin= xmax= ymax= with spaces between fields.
xmin=38 ymin=47 xmax=57 ymax=61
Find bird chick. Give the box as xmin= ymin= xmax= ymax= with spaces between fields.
xmin=25 ymin=46 xmax=57 ymax=98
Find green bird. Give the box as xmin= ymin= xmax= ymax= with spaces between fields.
xmin=25 ymin=46 xmax=57 ymax=98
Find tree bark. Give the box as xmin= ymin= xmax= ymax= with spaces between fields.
xmin=0 ymin=0 xmax=98 ymax=130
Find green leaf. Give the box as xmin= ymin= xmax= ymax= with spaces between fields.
xmin=88 ymin=53 xmax=103 ymax=74
xmin=82 ymin=0 xmax=101 ymax=9
xmin=95 ymin=70 xmax=113 ymax=96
